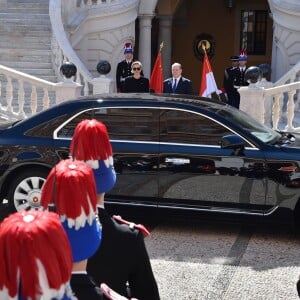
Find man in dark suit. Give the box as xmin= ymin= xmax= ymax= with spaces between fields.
xmin=163 ymin=62 xmax=193 ymax=94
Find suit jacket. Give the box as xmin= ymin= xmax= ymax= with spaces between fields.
xmin=87 ymin=208 xmax=160 ymax=300
xmin=223 ymin=66 xmax=238 ymax=95
xmin=123 ymin=76 xmax=149 ymax=93
xmin=163 ymin=77 xmax=193 ymax=95
xmin=233 ymin=67 xmax=249 ymax=88
xmin=71 ymin=273 xmax=106 ymax=300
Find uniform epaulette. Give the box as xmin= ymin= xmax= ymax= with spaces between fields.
xmin=112 ymin=215 xmax=150 ymax=237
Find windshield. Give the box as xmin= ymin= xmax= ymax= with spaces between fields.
xmin=210 ymin=104 xmax=281 ymax=143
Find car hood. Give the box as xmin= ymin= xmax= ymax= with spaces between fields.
xmin=280 ymin=133 xmax=300 ymax=151
xmin=0 ymin=112 xmax=21 ymax=131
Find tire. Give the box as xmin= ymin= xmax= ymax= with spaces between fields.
xmin=7 ymin=169 xmax=49 ymax=212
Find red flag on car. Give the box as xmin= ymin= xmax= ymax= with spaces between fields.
xmin=150 ymin=43 xmax=164 ymax=93
xmin=199 ymin=52 xmax=220 ymax=98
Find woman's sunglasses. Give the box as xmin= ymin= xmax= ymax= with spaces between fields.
xmin=132 ymin=67 xmax=141 ymax=71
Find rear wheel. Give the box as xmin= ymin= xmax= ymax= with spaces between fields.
xmin=8 ymin=169 xmax=49 ymax=212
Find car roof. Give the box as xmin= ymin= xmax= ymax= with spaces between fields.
xmin=10 ymin=93 xmax=229 ymax=133
xmin=63 ymin=92 xmax=225 ymax=108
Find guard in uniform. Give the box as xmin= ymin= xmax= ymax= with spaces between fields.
xmin=232 ymin=50 xmax=249 ymax=109
xmin=0 ymin=210 xmax=76 ymax=300
xmin=69 ymin=119 xmax=160 ymax=300
xmin=88 ymin=210 xmax=160 ymax=300
xmin=116 ymin=43 xmax=134 ymax=92
xmin=223 ymin=55 xmax=239 ymax=106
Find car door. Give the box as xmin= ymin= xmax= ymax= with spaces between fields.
xmin=158 ymin=108 xmax=268 ymax=215
xmin=94 ymin=107 xmax=160 ymax=207
xmin=55 ymin=106 xmax=160 ymax=207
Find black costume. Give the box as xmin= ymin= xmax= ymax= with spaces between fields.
xmin=163 ymin=77 xmax=193 ymax=94
xmin=231 ymin=67 xmax=249 ymax=109
xmin=116 ymin=60 xmax=133 ymax=92
xmin=123 ymin=76 xmax=149 ymax=93
xmin=223 ymin=65 xmax=238 ymax=106
xmin=87 ymin=208 xmax=160 ymax=300
xmin=71 ymin=273 xmax=107 ymax=300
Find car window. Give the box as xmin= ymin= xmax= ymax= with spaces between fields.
xmin=56 ymin=110 xmax=95 ymax=138
xmin=56 ymin=107 xmax=159 ymax=141
xmin=27 ymin=115 xmax=70 ymax=137
xmin=215 ymin=106 xmax=280 ymax=143
xmin=159 ymin=109 xmax=234 ymax=145
xmin=94 ymin=108 xmax=159 ymax=142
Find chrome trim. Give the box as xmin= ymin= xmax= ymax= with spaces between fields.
xmin=53 ymin=105 xmax=258 ymax=148
xmin=105 ymin=200 xmax=279 ymax=216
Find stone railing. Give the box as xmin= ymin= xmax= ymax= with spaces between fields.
xmin=239 ymin=80 xmax=300 ymax=132
xmin=50 ymin=0 xmax=95 ymax=96
xmin=239 ymin=61 xmax=300 ymax=132
xmin=0 ymin=64 xmax=82 ymax=119
xmin=50 ymin=0 xmax=115 ymax=96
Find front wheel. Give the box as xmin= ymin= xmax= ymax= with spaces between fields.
xmin=8 ymin=169 xmax=49 ymax=212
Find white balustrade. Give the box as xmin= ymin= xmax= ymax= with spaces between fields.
xmin=240 ymin=79 xmax=300 ymax=132
xmin=0 ymin=65 xmax=82 ymax=119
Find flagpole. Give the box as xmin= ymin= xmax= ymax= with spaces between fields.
xmin=201 ymin=43 xmax=220 ymax=100
xmin=159 ymin=41 xmax=164 ymax=52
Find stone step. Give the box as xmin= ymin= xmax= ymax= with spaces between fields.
xmin=0 ymin=54 xmax=52 ymax=63
xmin=0 ymin=0 xmax=57 ymax=85
xmin=0 ymin=24 xmax=51 ymax=33
xmin=0 ymin=18 xmax=51 ymax=26
xmin=0 ymin=38 xmax=51 ymax=49
xmin=0 ymin=8 xmax=49 ymax=14
xmin=0 ymin=13 xmax=50 ymax=20
xmin=0 ymin=61 xmax=53 ymax=69
xmin=0 ymin=30 xmax=51 ymax=38
xmin=0 ymin=34 xmax=50 ymax=44
xmin=3 ymin=0 xmax=49 ymax=4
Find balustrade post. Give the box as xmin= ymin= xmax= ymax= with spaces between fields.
xmin=6 ymin=76 xmax=13 ymax=113
xmin=92 ymin=76 xmax=114 ymax=94
xmin=55 ymin=81 xmax=82 ymax=103
xmin=17 ymin=79 xmax=25 ymax=118
xmin=272 ymin=94 xmax=282 ymax=131
xmin=285 ymin=90 xmax=296 ymax=131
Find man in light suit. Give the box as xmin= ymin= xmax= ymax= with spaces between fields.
xmin=163 ymin=62 xmax=193 ymax=94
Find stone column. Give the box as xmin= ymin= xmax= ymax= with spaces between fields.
xmin=55 ymin=80 xmax=82 ymax=104
xmin=256 ymin=78 xmax=274 ymax=127
xmin=239 ymin=85 xmax=265 ymax=124
xmin=158 ymin=15 xmax=173 ymax=79
xmin=92 ymin=76 xmax=114 ymax=94
xmin=138 ymin=15 xmax=154 ymax=78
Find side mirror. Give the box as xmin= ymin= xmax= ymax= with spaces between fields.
xmin=220 ymin=134 xmax=245 ymax=155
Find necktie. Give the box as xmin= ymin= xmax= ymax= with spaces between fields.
xmin=172 ymin=79 xmax=177 ymax=93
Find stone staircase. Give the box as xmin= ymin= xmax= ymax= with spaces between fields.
xmin=0 ymin=0 xmax=56 ymax=82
